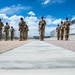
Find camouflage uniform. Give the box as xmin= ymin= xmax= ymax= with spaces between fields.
xmin=19 ymin=18 xmax=26 ymax=41
xmin=38 ymin=17 xmax=46 ymax=41
xmin=0 ymin=19 xmax=4 ymax=41
xmin=4 ymin=23 xmax=10 ymax=41
xmin=10 ymin=26 xmax=15 ymax=41
xmin=56 ymin=25 xmax=60 ymax=40
xmin=64 ymin=18 xmax=70 ymax=40
xmin=24 ymin=24 xmax=29 ymax=40
xmin=60 ymin=22 xmax=65 ymax=40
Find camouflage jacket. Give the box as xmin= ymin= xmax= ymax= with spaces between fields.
xmin=24 ymin=24 xmax=29 ymax=31
xmin=0 ymin=22 xmax=4 ymax=29
xmin=19 ymin=21 xmax=25 ymax=31
xmin=10 ymin=28 xmax=15 ymax=33
xmin=4 ymin=25 xmax=10 ymax=32
xmin=38 ymin=20 xmax=46 ymax=30
xmin=56 ymin=26 xmax=60 ymax=32
xmin=60 ymin=24 xmax=65 ymax=31
xmin=64 ymin=20 xmax=70 ymax=30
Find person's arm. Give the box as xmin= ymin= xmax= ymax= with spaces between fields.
xmin=68 ymin=21 xmax=70 ymax=26
xmin=2 ymin=22 xmax=4 ymax=27
xmin=44 ymin=20 xmax=46 ymax=26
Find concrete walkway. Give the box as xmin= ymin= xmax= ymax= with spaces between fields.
xmin=0 ymin=40 xmax=75 ymax=69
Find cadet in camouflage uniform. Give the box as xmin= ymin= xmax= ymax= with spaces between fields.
xmin=56 ymin=24 xmax=60 ymax=40
xmin=64 ymin=18 xmax=70 ymax=40
xmin=38 ymin=16 xmax=46 ymax=41
xmin=4 ymin=22 xmax=10 ymax=41
xmin=18 ymin=18 xmax=26 ymax=41
xmin=60 ymin=21 xmax=65 ymax=40
xmin=23 ymin=23 xmax=26 ymax=40
xmin=0 ymin=19 xmax=4 ymax=41
xmin=10 ymin=26 xmax=15 ymax=41
xmin=24 ymin=23 xmax=29 ymax=40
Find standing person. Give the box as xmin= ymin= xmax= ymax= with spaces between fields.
xmin=18 ymin=17 xmax=25 ymax=41
xmin=60 ymin=21 xmax=65 ymax=40
xmin=23 ymin=23 xmax=29 ymax=40
xmin=25 ymin=24 xmax=29 ymax=40
xmin=23 ymin=22 xmax=28 ymax=40
xmin=0 ymin=19 xmax=4 ymax=41
xmin=56 ymin=24 xmax=60 ymax=40
xmin=4 ymin=22 xmax=10 ymax=41
xmin=10 ymin=26 xmax=15 ymax=41
xmin=38 ymin=16 xmax=46 ymax=41
xmin=64 ymin=18 xmax=70 ymax=40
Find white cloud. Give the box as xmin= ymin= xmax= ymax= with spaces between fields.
xmin=45 ymin=16 xmax=62 ymax=25
xmin=45 ymin=27 xmax=56 ymax=36
xmin=25 ymin=16 xmax=38 ymax=25
xmin=42 ymin=0 xmax=50 ymax=5
xmin=0 ymin=14 xmax=8 ymax=19
xmin=0 ymin=14 xmax=10 ymax=24
xmin=45 ymin=16 xmax=54 ymax=25
xmin=9 ymin=15 xmax=24 ymax=21
xmin=42 ymin=0 xmax=65 ymax=5
xmin=71 ymin=16 xmax=75 ymax=21
xmin=53 ymin=18 xmax=62 ymax=25
xmin=28 ymin=11 xmax=35 ymax=16
xmin=0 ymin=4 xmax=31 ymax=15
xmin=25 ymin=16 xmax=39 ymax=37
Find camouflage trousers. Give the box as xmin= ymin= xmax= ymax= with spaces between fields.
xmin=20 ymin=31 xmax=27 ymax=41
xmin=57 ymin=32 xmax=60 ymax=40
xmin=39 ymin=29 xmax=45 ymax=41
xmin=10 ymin=33 xmax=14 ymax=41
xmin=60 ymin=30 xmax=64 ymax=40
xmin=64 ymin=30 xmax=69 ymax=40
xmin=23 ymin=31 xmax=27 ymax=40
xmin=25 ymin=31 xmax=28 ymax=40
xmin=0 ymin=29 xmax=2 ymax=40
xmin=5 ymin=30 xmax=9 ymax=41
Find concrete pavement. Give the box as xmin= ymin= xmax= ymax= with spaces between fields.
xmin=0 ymin=40 xmax=75 ymax=69
xmin=0 ymin=69 xmax=75 ymax=75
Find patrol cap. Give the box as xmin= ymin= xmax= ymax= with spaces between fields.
xmin=66 ymin=17 xmax=68 ymax=20
xmin=57 ymin=24 xmax=59 ymax=26
xmin=20 ymin=17 xmax=23 ymax=20
xmin=6 ymin=22 xmax=8 ymax=24
xmin=0 ymin=18 xmax=1 ymax=21
xmin=41 ymin=16 xmax=44 ymax=19
xmin=61 ymin=21 xmax=63 ymax=23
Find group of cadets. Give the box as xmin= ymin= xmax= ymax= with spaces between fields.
xmin=0 ymin=19 xmax=15 ymax=41
xmin=4 ymin=22 xmax=15 ymax=41
xmin=0 ymin=16 xmax=46 ymax=41
xmin=56 ymin=17 xmax=70 ymax=41
xmin=0 ymin=17 xmax=29 ymax=41
xmin=0 ymin=16 xmax=71 ymax=41
xmin=19 ymin=16 xmax=46 ymax=41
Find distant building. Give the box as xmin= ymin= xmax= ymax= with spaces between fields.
xmin=70 ymin=19 xmax=75 ymax=35
xmin=50 ymin=30 xmax=56 ymax=37
xmin=33 ymin=36 xmax=50 ymax=39
xmin=33 ymin=36 xmax=39 ymax=39
xmin=2 ymin=34 xmax=4 ymax=39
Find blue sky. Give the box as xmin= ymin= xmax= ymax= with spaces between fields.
xmin=0 ymin=0 xmax=75 ymax=37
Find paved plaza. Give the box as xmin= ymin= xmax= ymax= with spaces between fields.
xmin=0 ymin=40 xmax=75 ymax=69
xmin=0 ymin=40 xmax=75 ymax=75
